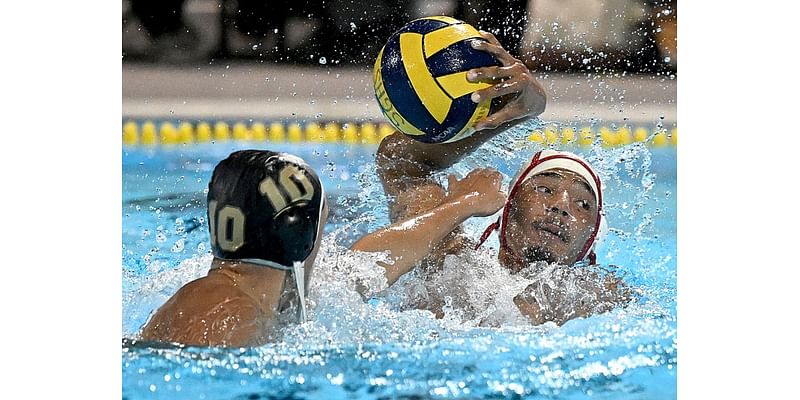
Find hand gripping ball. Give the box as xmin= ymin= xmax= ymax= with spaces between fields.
xmin=373 ymin=16 xmax=501 ymax=144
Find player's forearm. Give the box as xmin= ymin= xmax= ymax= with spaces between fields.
xmin=377 ymin=126 xmax=508 ymax=180
xmin=351 ymin=197 xmax=476 ymax=285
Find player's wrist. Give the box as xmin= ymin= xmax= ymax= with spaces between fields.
xmin=458 ymin=192 xmax=497 ymax=217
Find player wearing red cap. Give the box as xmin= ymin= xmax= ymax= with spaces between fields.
xmin=352 ymin=32 xmax=628 ymax=324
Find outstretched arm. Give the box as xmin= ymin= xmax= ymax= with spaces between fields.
xmin=352 ymin=169 xmax=506 ymax=285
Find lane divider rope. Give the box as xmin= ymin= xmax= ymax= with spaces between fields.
xmin=122 ymin=120 xmax=677 ymax=148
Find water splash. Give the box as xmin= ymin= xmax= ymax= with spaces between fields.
xmin=123 ymin=253 xmax=213 ymax=336
xmin=122 ymin=135 xmax=676 ymax=399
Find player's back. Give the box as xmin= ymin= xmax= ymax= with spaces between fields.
xmin=139 ymin=272 xmax=277 ymax=347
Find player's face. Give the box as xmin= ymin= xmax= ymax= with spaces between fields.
xmin=503 ymin=169 xmax=598 ymax=267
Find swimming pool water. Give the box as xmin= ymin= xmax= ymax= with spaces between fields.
xmin=122 ymin=121 xmax=676 ymax=399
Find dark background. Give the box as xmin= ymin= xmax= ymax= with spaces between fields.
xmin=122 ymin=0 xmax=676 ymax=73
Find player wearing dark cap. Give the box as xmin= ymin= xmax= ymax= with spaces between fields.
xmin=139 ymin=150 xmax=328 ymax=347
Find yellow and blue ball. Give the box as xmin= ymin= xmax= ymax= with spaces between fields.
xmin=373 ymin=16 xmax=500 ymax=144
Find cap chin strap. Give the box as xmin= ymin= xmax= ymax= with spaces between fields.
xmin=292 ymin=261 xmax=307 ymax=323
xmin=237 ymin=257 xmax=308 ymax=323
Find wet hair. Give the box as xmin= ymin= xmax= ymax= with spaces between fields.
xmin=207 ymin=150 xmax=324 ymax=267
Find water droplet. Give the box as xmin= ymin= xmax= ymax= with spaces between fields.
xmin=171 ymin=239 xmax=185 ymax=253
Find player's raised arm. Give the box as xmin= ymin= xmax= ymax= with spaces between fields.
xmin=361 ymin=18 xmax=548 ymax=285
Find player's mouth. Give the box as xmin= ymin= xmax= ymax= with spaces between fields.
xmin=533 ymin=222 xmax=569 ymax=242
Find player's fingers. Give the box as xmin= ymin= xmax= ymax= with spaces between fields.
xmin=470 ymin=39 xmax=517 ymax=66
xmin=448 ymin=174 xmax=458 ymax=188
xmin=470 ymin=75 xmax=524 ymax=104
xmin=479 ymin=30 xmax=502 ymax=47
xmin=467 ymin=62 xmax=527 ymax=83
xmin=466 ymin=66 xmax=507 ymax=83
xmin=474 ymin=106 xmax=525 ymax=131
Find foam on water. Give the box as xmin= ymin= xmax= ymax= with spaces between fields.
xmin=124 ymin=209 xmax=660 ymax=348
xmin=123 ymin=226 xmax=675 ymax=398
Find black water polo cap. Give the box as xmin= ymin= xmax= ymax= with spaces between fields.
xmin=207 ymin=150 xmax=325 ymax=267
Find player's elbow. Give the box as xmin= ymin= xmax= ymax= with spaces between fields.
xmin=376 ymin=131 xmax=405 ymax=170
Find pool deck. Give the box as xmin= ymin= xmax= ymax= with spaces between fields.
xmin=122 ymin=62 xmax=676 ymax=126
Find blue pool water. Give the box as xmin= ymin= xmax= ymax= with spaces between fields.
xmin=122 ymin=120 xmax=676 ymax=399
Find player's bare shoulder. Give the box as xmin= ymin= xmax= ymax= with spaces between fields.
xmin=140 ymin=275 xmax=263 ymax=345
